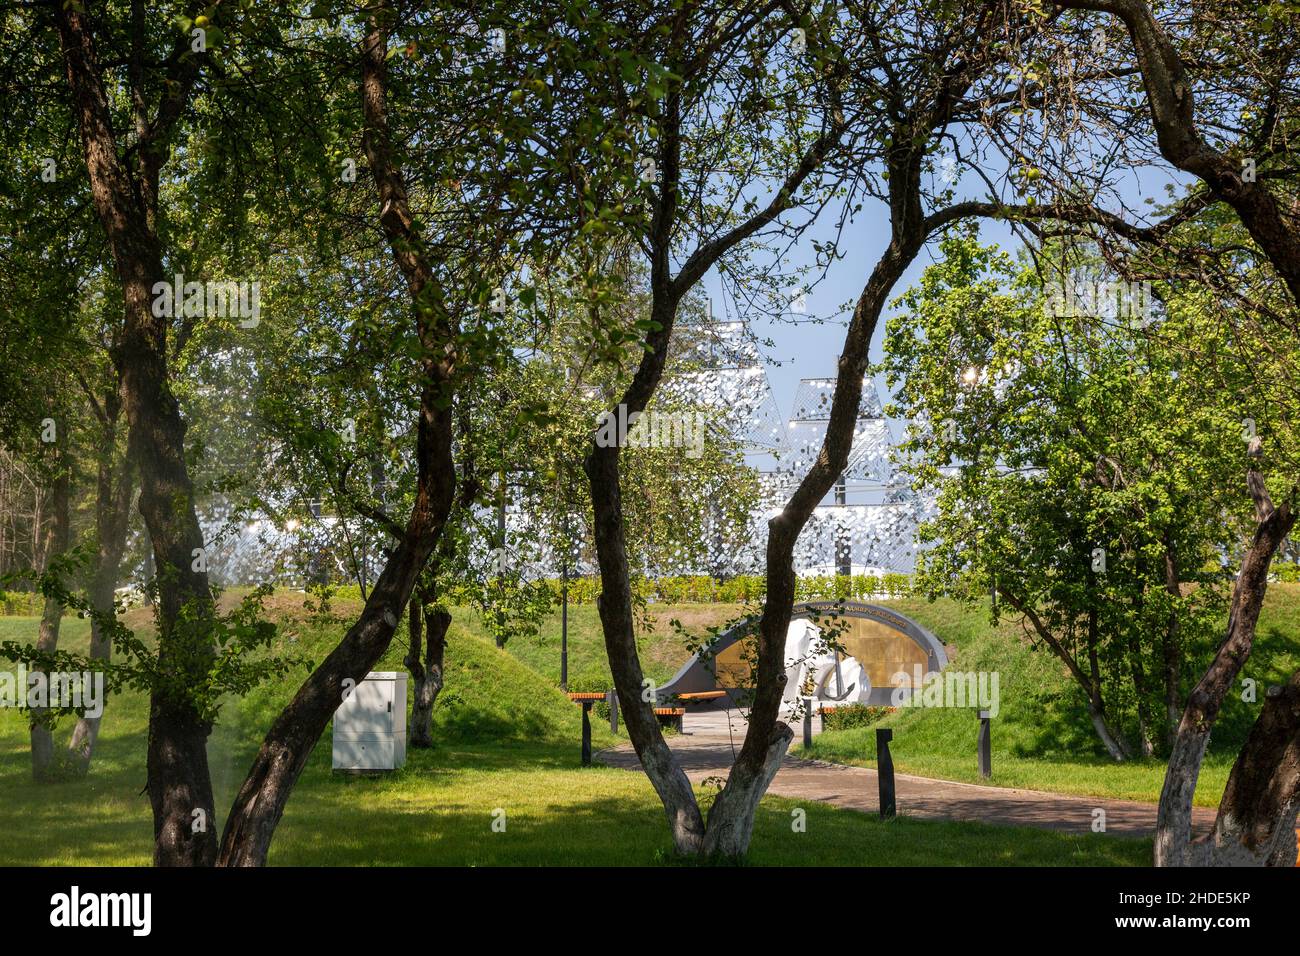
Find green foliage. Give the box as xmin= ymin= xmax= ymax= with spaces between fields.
xmin=0 ymin=590 xmax=41 ymax=616
xmin=820 ymin=704 xmax=893 ymax=732
xmin=541 ymin=573 xmax=914 ymax=605
xmin=0 ymin=555 xmax=302 ymax=726
xmin=880 ymin=227 xmax=1260 ymax=755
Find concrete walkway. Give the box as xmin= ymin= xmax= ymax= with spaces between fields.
xmin=597 ymin=709 xmax=1217 ymax=838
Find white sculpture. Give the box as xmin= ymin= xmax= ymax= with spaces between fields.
xmin=779 ymin=619 xmax=872 ymax=713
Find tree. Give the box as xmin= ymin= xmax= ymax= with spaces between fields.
xmin=883 ymin=228 xmax=1244 ymax=760
xmin=1037 ymin=0 xmax=1300 ymax=866
xmin=573 ymin=0 xmax=855 ymax=856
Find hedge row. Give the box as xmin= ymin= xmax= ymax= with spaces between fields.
xmin=542 ymin=573 xmax=914 ymax=606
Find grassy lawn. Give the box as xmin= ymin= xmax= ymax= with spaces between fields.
xmin=0 ymin=593 xmax=1148 ymax=866
xmin=796 ymin=592 xmax=1300 ymax=806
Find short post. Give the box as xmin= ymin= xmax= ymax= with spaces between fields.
xmin=581 ymin=700 xmax=593 ymax=766
xmin=877 ymin=727 xmax=896 ymax=819
xmin=978 ymin=709 xmax=991 ymax=778
xmin=607 ymin=688 xmax=619 ymax=734
xmin=802 ymin=698 xmax=813 ymax=749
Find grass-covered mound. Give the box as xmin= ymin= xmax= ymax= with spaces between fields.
xmin=799 ymin=590 xmax=1300 ymax=806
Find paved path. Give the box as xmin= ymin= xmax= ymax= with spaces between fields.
xmin=598 ymin=710 xmax=1217 ymax=838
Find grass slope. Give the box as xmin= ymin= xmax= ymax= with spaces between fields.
xmin=798 ymin=592 xmax=1300 ymax=806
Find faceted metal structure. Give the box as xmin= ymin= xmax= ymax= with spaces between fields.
xmin=665 ymin=319 xmax=788 ymax=452
xmin=761 ymin=376 xmax=923 ymax=575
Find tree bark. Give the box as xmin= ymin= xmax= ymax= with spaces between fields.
xmin=581 ymin=39 xmax=848 ymax=856
xmin=588 ymin=436 xmax=707 ymax=854
xmin=1195 ymin=672 xmax=1300 ymax=866
xmin=1154 ymin=461 xmax=1295 ymax=866
xmin=406 ymin=593 xmax=449 ymax=749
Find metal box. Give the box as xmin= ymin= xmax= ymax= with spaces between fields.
xmin=332 ymin=671 xmax=408 ymax=771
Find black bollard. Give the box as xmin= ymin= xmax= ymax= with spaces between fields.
xmin=608 ymin=688 xmax=619 ymax=734
xmin=978 ymin=709 xmax=991 ymax=778
xmin=803 ymin=700 xmax=813 ymax=749
xmin=581 ymin=700 xmax=593 ymax=766
xmin=877 ymin=727 xmax=896 ymax=819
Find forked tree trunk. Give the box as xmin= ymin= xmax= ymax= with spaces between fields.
xmin=701 ymin=705 xmax=793 ymax=857
xmin=1194 ymin=672 xmax=1300 ymax=866
xmin=1155 ymin=463 xmax=1294 ymax=866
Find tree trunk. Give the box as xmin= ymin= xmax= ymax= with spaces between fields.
xmin=406 ymin=596 xmax=449 ymax=749
xmin=587 ymin=439 xmax=706 ymax=854
xmin=1195 ymin=672 xmax=1300 ymax=866
xmin=712 ymin=224 xmax=925 ymax=852
xmin=1127 ymin=624 xmax=1156 ymax=757
xmin=1001 ymin=589 xmax=1130 ymax=761
xmin=30 ymin=457 xmax=70 ymax=781
xmin=1088 ymin=604 xmax=1130 ymax=761
xmin=68 ymin=390 xmax=134 ymax=772
xmin=54 ymin=3 xmax=218 ymax=866
xmin=1155 ymin=463 xmax=1294 ymax=866
xmin=1087 ymin=701 xmax=1131 ymax=763
xmin=215 ymin=12 xmax=458 ymax=866
xmin=216 ymin=511 xmax=450 ymax=866
xmin=701 ymin=717 xmax=792 ymax=857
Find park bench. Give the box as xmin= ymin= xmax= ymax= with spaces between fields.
xmin=567 ymin=692 xmax=609 ymax=766
xmin=676 ymin=690 xmax=726 ymax=703
xmin=654 ymin=706 xmax=686 ymax=732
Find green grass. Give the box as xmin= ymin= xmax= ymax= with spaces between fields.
xmin=0 ymin=593 xmax=1148 ymax=866
xmin=797 ymin=592 xmax=1300 ymax=806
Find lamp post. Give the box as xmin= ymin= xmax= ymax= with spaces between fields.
xmin=559 ymin=509 xmax=573 ymax=691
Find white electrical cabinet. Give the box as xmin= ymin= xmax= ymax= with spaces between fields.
xmin=332 ymin=671 xmax=408 ymax=771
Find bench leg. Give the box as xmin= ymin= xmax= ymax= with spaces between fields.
xmin=581 ymin=701 xmax=592 ymax=766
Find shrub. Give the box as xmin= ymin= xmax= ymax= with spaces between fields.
xmin=567 ymin=668 xmax=615 ymax=723
xmin=819 ymin=704 xmax=892 ymax=731
xmin=0 ymin=590 xmax=40 ymax=616
xmin=538 ymin=573 xmax=913 ymax=605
